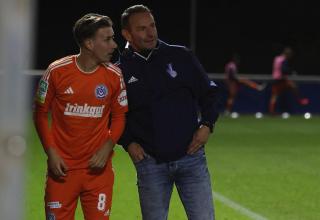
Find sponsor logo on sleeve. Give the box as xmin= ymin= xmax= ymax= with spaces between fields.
xmin=117 ymin=90 xmax=128 ymax=107
xmin=37 ymin=79 xmax=49 ymax=103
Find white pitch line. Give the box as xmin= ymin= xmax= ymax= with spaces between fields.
xmin=213 ymin=191 xmax=268 ymax=220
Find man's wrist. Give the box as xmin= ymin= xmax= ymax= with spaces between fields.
xmin=200 ymin=121 xmax=214 ymax=133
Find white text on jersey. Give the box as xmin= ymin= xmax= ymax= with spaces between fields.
xmin=64 ymin=103 xmax=105 ymax=118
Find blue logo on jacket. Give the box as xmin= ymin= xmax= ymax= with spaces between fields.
xmin=166 ymin=63 xmax=177 ymax=78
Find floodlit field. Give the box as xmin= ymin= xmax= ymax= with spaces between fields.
xmin=26 ymin=115 xmax=320 ymax=220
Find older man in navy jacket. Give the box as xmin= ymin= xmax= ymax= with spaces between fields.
xmin=118 ymin=5 xmax=220 ymax=220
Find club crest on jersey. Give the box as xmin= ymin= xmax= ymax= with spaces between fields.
xmin=95 ymin=84 xmax=108 ymax=99
xmin=166 ymin=63 xmax=177 ymax=78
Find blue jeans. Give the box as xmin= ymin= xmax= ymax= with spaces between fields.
xmin=134 ymin=148 xmax=215 ymax=220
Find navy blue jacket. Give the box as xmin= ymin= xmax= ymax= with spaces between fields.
xmin=118 ymin=40 xmax=220 ymax=162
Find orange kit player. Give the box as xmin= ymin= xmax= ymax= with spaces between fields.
xmin=33 ymin=14 xmax=128 ymax=220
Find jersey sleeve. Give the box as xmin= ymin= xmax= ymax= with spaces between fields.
xmin=109 ymin=73 xmax=128 ymax=144
xmin=33 ymin=67 xmax=56 ymax=150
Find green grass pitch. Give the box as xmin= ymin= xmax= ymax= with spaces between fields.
xmin=25 ymin=115 xmax=320 ymax=219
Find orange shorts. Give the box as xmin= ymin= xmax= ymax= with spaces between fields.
xmin=45 ymin=162 xmax=114 ymax=220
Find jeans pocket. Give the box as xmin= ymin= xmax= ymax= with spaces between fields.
xmin=133 ymin=153 xmax=152 ymax=165
xmin=133 ymin=158 xmax=146 ymax=165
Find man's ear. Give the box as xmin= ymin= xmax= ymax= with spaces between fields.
xmin=122 ymin=29 xmax=132 ymax=42
xmin=83 ymin=38 xmax=94 ymax=51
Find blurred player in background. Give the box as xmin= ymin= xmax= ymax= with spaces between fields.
xmin=33 ymin=13 xmax=127 ymax=220
xmin=269 ymin=47 xmax=309 ymax=114
xmin=224 ymin=53 xmax=265 ymax=114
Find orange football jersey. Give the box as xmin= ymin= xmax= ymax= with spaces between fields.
xmin=34 ymin=55 xmax=128 ymax=169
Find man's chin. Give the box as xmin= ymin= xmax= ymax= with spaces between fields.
xmin=144 ymin=41 xmax=157 ymax=49
xmin=144 ymin=45 xmax=156 ymax=50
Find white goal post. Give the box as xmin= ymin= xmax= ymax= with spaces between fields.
xmin=0 ymin=0 xmax=35 ymax=219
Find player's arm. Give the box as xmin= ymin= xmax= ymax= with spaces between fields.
xmin=89 ymin=75 xmax=128 ymax=169
xmin=186 ymin=49 xmax=220 ymax=154
xmin=33 ymin=69 xmax=67 ymax=176
xmin=118 ymin=118 xmax=146 ymax=162
xmin=109 ymin=77 xmax=146 ymax=163
xmin=114 ymin=62 xmax=146 ymax=162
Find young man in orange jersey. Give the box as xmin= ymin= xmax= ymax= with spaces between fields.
xmin=33 ymin=13 xmax=128 ymax=220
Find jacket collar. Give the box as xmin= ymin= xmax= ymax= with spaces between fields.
xmin=122 ymin=40 xmax=163 ymax=61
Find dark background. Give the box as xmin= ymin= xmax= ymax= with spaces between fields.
xmin=35 ymin=0 xmax=320 ymax=75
